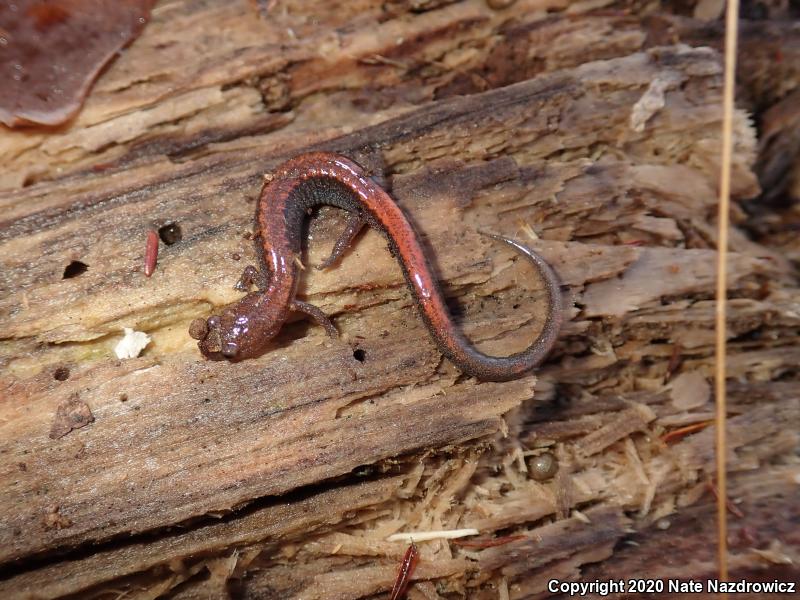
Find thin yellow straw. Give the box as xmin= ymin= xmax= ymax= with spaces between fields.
xmin=716 ymin=0 xmax=740 ymax=584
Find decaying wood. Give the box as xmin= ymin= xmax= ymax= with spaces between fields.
xmin=1 ymin=1 xmax=798 ymax=598
xmin=1 ymin=477 xmax=403 ymax=599
xmin=578 ymin=461 xmax=800 ymax=600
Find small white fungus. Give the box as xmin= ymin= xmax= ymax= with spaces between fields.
xmin=114 ymin=328 xmax=151 ymax=359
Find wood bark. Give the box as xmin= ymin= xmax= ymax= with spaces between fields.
xmin=0 ymin=1 xmax=798 ymax=598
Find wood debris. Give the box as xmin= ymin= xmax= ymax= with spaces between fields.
xmin=48 ymin=395 xmax=94 ymax=440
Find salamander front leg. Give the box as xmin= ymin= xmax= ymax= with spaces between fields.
xmin=235 ymin=265 xmax=268 ymax=291
xmin=291 ymin=300 xmax=338 ymax=337
xmin=317 ymin=212 xmax=367 ymax=270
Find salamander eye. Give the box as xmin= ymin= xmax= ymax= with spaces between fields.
xmin=207 ymin=316 xmax=221 ymax=329
xmin=221 ymin=342 xmax=239 ymax=358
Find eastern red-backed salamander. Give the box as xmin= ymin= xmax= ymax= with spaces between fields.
xmin=189 ymin=152 xmax=563 ymax=381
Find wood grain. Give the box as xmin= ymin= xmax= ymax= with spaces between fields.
xmin=1 ymin=1 xmax=798 ymax=597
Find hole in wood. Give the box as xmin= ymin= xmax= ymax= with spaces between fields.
xmin=62 ymin=260 xmax=88 ymax=279
xmin=353 ymin=348 xmax=366 ymax=362
xmin=53 ymin=366 xmax=70 ymax=381
xmin=158 ymin=223 xmax=182 ymax=245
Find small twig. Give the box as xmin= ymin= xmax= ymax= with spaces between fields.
xmin=144 ymin=229 xmax=159 ymax=277
xmin=358 ymin=54 xmax=408 ymax=69
xmin=707 ymin=480 xmax=745 ymax=519
xmin=666 ymin=343 xmax=683 ymax=380
xmin=451 ymin=534 xmax=527 ymax=548
xmin=715 ymin=0 xmax=741 ymax=583
xmin=660 ymin=420 xmax=714 ymax=444
xmin=386 ymin=528 xmax=478 ymax=543
xmin=389 ymin=542 xmax=419 ymax=600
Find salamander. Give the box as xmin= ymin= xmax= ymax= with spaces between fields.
xmin=189 ymin=152 xmax=563 ymax=381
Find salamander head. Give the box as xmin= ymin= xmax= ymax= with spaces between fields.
xmin=189 ymin=292 xmax=283 ymax=360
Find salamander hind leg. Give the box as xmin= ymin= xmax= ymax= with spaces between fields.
xmin=291 ymin=300 xmax=339 ymax=337
xmin=316 ymin=211 xmax=367 ymax=270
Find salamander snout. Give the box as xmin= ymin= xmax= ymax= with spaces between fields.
xmin=189 ymin=311 xmax=247 ymax=359
xmin=188 ymin=292 xmax=280 ymax=360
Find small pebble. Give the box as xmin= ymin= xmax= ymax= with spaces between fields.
xmin=529 ymin=452 xmax=558 ymax=481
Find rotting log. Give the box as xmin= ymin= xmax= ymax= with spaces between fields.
xmin=1 ymin=1 xmax=799 ymax=599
